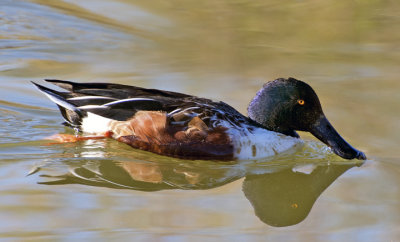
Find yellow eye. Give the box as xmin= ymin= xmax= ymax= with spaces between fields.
xmin=298 ymin=99 xmax=305 ymax=105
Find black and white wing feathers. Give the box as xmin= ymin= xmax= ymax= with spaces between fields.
xmin=33 ymin=79 xmax=250 ymax=129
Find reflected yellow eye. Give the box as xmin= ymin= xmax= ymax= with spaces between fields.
xmin=298 ymin=99 xmax=305 ymax=105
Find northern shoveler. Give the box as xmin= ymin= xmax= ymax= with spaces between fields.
xmin=33 ymin=78 xmax=366 ymax=160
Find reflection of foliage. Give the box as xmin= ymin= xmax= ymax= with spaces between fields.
xmin=31 ymin=0 xmax=399 ymax=79
xmin=128 ymin=0 xmax=398 ymax=73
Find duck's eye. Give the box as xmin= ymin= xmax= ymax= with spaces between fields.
xmin=298 ymin=99 xmax=305 ymax=105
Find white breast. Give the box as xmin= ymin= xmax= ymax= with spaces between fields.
xmin=225 ymin=123 xmax=303 ymax=160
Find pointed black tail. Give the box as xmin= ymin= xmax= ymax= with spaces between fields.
xmin=32 ymin=82 xmax=85 ymax=126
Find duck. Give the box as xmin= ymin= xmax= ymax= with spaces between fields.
xmin=32 ymin=77 xmax=366 ymax=161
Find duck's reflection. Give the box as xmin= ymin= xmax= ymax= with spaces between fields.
xmin=36 ymin=154 xmax=361 ymax=227
xmin=38 ymin=159 xmax=245 ymax=191
xmin=243 ymin=164 xmax=357 ymax=226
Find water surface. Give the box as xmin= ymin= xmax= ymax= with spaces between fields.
xmin=1 ymin=0 xmax=399 ymax=241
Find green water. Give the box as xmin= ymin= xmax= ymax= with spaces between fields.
xmin=1 ymin=0 xmax=399 ymax=240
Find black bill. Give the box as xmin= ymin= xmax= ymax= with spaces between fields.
xmin=310 ymin=116 xmax=366 ymax=160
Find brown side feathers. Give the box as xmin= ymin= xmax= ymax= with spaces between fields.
xmin=113 ymin=111 xmax=234 ymax=160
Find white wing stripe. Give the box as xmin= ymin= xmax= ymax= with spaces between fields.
xmin=167 ymin=108 xmax=182 ymax=116
xmin=78 ymin=105 xmax=108 ymax=109
xmin=104 ymin=98 xmax=156 ymax=106
xmin=178 ymin=107 xmax=200 ymax=113
xmin=68 ymin=96 xmax=117 ymax=101
xmin=42 ymin=92 xmax=78 ymax=112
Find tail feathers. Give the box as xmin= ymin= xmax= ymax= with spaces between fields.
xmin=44 ymin=79 xmax=111 ymax=92
xmin=56 ymin=104 xmax=84 ymax=126
xmin=44 ymin=79 xmax=76 ymax=91
xmin=32 ymin=82 xmax=85 ymax=126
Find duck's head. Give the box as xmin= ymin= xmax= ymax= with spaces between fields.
xmin=248 ymin=77 xmax=366 ymax=160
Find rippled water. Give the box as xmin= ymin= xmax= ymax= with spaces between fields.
xmin=1 ymin=0 xmax=400 ymax=240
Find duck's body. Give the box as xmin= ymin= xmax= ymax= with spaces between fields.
xmin=33 ymin=78 xmax=366 ymax=161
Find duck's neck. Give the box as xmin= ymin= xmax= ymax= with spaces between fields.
xmin=247 ymin=87 xmax=299 ymax=138
xmin=249 ymin=116 xmax=299 ymax=138
xmin=272 ymin=127 xmax=299 ymax=138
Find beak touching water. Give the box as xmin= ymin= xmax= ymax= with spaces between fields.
xmin=310 ymin=116 xmax=366 ymax=160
